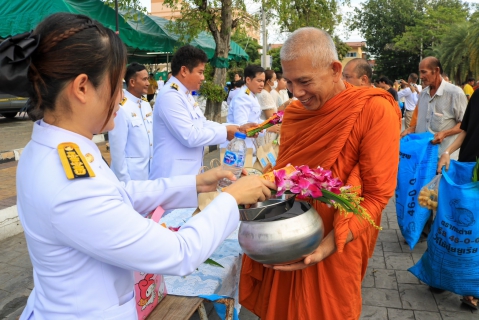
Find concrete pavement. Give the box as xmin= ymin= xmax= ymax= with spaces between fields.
xmin=0 ymin=147 xmax=478 ymax=319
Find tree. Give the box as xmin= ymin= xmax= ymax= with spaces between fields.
xmin=349 ymin=0 xmax=423 ymax=80
xmin=102 ymin=0 xmax=148 ymax=20
xmin=162 ymin=0 xmax=258 ymax=122
xmin=393 ymin=0 xmax=469 ymax=56
xmin=434 ymin=23 xmax=472 ymax=84
xmin=269 ymin=47 xmax=282 ymax=73
xmin=230 ymin=28 xmax=262 ymax=70
xmin=266 ymin=0 xmax=350 ymax=59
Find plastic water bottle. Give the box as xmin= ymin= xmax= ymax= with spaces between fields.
xmin=217 ymin=132 xmax=247 ymax=190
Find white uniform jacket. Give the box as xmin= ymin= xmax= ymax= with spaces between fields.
xmin=227 ymin=85 xmax=261 ymax=125
xmin=150 ymin=77 xmax=227 ymax=179
xmin=109 ymin=90 xmax=153 ymax=182
xmin=17 ymin=120 xmax=239 ymax=320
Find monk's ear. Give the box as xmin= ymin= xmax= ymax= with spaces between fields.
xmin=331 ymin=61 xmax=343 ymax=82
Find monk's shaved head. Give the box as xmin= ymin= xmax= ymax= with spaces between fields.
xmin=280 ymin=27 xmax=338 ymax=68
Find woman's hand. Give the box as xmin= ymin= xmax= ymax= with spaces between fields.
xmin=437 ymin=152 xmax=450 ymax=173
xmin=223 ymin=176 xmax=276 ymax=205
xmin=196 ymin=167 xmax=236 ymax=193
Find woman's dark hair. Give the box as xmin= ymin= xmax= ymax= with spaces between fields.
xmin=276 ymin=72 xmax=283 ymax=80
xmin=171 ymin=45 xmax=208 ymax=76
xmin=27 ymin=13 xmax=127 ymax=129
xmin=264 ymin=70 xmax=276 ymax=83
xmin=125 ymin=62 xmax=146 ymax=86
xmin=234 ymin=80 xmax=245 ymax=88
xmin=244 ymin=65 xmax=264 ymax=81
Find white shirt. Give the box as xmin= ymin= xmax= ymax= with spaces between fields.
xmin=279 ymin=89 xmax=289 ymax=104
xmin=415 ymin=80 xmax=467 ymax=157
xmin=397 ymin=87 xmax=418 ymax=111
xmin=109 ymin=90 xmax=153 ymax=182
xmin=227 ymin=88 xmax=241 ymax=106
xmin=227 ymin=86 xmax=261 ymax=125
xmin=256 ymin=90 xmax=277 ymax=120
xmin=150 ymin=77 xmax=227 ymax=179
xmin=18 ymin=120 xmax=239 ymax=320
xmin=270 ymin=89 xmax=284 ymax=108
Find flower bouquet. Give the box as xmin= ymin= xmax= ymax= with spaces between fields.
xmin=246 ymin=111 xmax=284 ymax=137
xmin=262 ymin=164 xmax=379 ymax=229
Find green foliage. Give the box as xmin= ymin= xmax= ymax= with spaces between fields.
xmin=393 ymin=0 xmax=469 ymax=55
xmin=230 ymin=29 xmax=262 ymax=70
xmin=332 ymin=36 xmax=351 ymax=61
xmin=268 ymin=47 xmax=282 ymax=73
xmin=102 ymin=0 xmax=147 ymax=21
xmin=199 ymin=81 xmax=228 ymax=103
xmin=266 ymin=0 xmax=347 ymax=34
xmin=204 ymin=63 xmax=215 ymax=82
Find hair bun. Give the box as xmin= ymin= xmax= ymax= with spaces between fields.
xmin=0 ymin=31 xmax=40 ymax=97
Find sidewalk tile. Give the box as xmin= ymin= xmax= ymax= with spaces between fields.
xmin=372 ymin=242 xmax=383 ymax=257
xmin=362 ymin=268 xmax=375 ymax=288
xmin=368 ymin=255 xmax=386 ymax=269
xmin=0 ymin=268 xmax=33 ymax=293
xmin=384 ymin=252 xmax=414 ymax=270
xmin=440 ymin=310 xmax=477 ymax=320
xmin=0 ymin=291 xmax=29 ymax=319
xmin=359 ymin=305 xmax=388 ymax=320
xmin=373 ymin=269 xmax=397 ymax=290
xmin=414 ymin=311 xmax=442 ymax=320
xmin=395 ymin=271 xmax=420 ymax=284
xmin=433 ymin=290 xmax=476 ymax=313
xmin=412 ymin=253 xmax=424 ymax=264
xmin=387 ymin=308 xmax=414 ymax=319
xmin=399 ymin=284 xmax=438 ymax=311
xmin=378 ymin=229 xmax=399 ymax=243
xmin=382 ymin=241 xmax=402 ymax=253
xmin=362 ymin=288 xmax=402 ymax=308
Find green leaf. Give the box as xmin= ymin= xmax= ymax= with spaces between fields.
xmin=204 ymin=258 xmax=224 ymax=268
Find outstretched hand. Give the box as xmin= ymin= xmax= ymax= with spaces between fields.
xmin=196 ymin=167 xmax=236 ymax=193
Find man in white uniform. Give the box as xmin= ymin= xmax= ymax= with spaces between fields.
xmin=150 ymin=45 xmax=242 ymax=179
xmin=109 ymin=63 xmax=153 ymax=182
xmin=227 ymin=65 xmax=265 ymax=149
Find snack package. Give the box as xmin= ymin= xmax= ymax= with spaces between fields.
xmin=418 ymin=174 xmax=441 ymax=211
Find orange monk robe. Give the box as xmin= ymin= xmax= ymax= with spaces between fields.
xmin=239 ymin=82 xmax=401 ymax=320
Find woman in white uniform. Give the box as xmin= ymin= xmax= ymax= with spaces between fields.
xmin=0 ymin=13 xmax=274 ymax=320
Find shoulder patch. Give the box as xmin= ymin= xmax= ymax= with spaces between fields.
xmin=57 ymin=143 xmax=95 ymax=180
xmin=245 ymin=88 xmax=251 ymax=95
xmin=141 ymin=96 xmax=148 ymax=102
xmin=120 ymin=97 xmax=127 ymax=106
xmin=171 ymin=83 xmax=179 ymax=91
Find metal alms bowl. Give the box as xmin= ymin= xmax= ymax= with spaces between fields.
xmin=238 ymin=201 xmax=324 ymax=265
xmin=239 ymin=194 xmax=296 ymax=221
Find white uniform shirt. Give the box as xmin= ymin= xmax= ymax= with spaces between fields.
xmin=150 ymin=77 xmax=227 ymax=179
xmin=227 ymin=88 xmax=240 ymax=106
xmin=109 ymin=90 xmax=153 ymax=182
xmin=227 ymin=85 xmax=261 ymax=125
xmin=18 ymin=120 xmax=239 ymax=320
xmin=397 ymin=87 xmax=418 ymax=111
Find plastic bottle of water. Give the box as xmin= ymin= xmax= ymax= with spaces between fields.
xmin=217 ymin=132 xmax=247 ymax=190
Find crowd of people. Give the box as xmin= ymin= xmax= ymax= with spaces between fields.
xmin=1 ymin=10 xmax=478 ymax=320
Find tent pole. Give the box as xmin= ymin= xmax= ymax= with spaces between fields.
xmin=167 ymin=53 xmax=169 ymax=72
xmin=115 ymin=0 xmax=119 ymax=33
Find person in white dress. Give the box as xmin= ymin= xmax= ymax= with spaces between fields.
xmin=256 ymin=70 xmax=281 ymax=136
xmin=109 ymin=63 xmax=153 ymax=183
xmin=3 ymin=13 xmax=274 ymax=320
xmin=150 ymin=45 xmax=254 ymax=179
xmin=227 ymin=80 xmax=244 ymax=106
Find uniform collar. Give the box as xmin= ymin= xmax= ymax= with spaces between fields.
xmin=124 ymin=89 xmax=143 ymax=104
xmin=31 ymin=120 xmax=101 ymax=159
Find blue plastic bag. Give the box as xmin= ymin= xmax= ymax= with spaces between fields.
xmin=395 ymin=132 xmax=439 ymax=249
xmin=409 ymin=161 xmax=479 ymax=296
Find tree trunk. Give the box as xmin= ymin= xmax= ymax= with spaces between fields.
xmin=204 ymin=0 xmax=233 ymax=122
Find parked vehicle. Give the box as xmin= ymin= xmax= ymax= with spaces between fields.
xmin=0 ymin=94 xmax=28 ymax=118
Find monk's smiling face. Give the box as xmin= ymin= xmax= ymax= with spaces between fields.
xmin=282 ymin=55 xmax=345 ymax=111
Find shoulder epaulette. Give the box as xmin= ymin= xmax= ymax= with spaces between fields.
xmin=245 ymin=88 xmax=251 ymax=95
xmin=120 ymin=97 xmax=127 ymax=106
xmin=57 ymin=143 xmax=95 ymax=180
xmin=141 ymin=96 xmax=148 ymax=102
xmin=171 ymin=83 xmax=179 ymax=91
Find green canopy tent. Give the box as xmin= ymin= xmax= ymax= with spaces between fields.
xmin=1 ymin=0 xmax=249 ymax=64
xmin=0 ymin=0 xmax=175 ymax=53
xmin=121 ymin=11 xmax=249 ymax=64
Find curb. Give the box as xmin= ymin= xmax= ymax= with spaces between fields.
xmin=0 ymin=133 xmax=108 ymax=164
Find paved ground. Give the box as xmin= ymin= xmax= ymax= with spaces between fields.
xmin=0 ymin=145 xmax=478 ymax=319
xmin=0 ymin=114 xmax=33 ymax=153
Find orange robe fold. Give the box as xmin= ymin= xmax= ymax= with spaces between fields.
xmin=239 ymin=82 xmax=401 ymax=320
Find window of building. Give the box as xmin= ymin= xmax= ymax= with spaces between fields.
xmin=346 ymin=52 xmax=357 ymax=58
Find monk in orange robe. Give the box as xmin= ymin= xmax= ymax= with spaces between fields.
xmin=239 ymin=27 xmax=401 ymax=320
